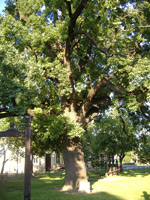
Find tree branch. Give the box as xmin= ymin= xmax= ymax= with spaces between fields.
xmin=85 ymin=107 xmax=99 ymax=123
xmin=0 ymin=108 xmax=7 ymax=112
xmin=103 ymin=76 xmax=124 ymax=95
xmin=79 ymin=78 xmax=107 ymax=117
xmin=108 ymin=28 xmax=118 ymax=51
xmin=74 ymin=30 xmax=109 ymax=56
xmin=109 ymin=52 xmax=127 ymax=57
xmin=85 ymin=97 xmax=111 ymax=123
xmin=64 ymin=0 xmax=72 ymax=18
xmin=140 ymin=106 xmax=150 ymax=121
xmin=19 ymin=10 xmax=25 ymax=21
xmin=87 ymin=78 xmax=106 ymax=101
xmin=78 ymin=73 xmax=125 ymax=121
xmin=68 ymin=0 xmax=88 ymax=36
xmin=63 ymin=1 xmax=89 ymax=114
xmin=74 ymin=30 xmax=127 ymax=57
xmin=72 ymin=1 xmax=88 ymax=24
xmin=118 ymin=109 xmax=128 ymax=135
xmin=0 ymin=112 xmax=17 ymax=119
xmin=28 ymin=45 xmax=38 ymax=62
xmin=76 ymin=40 xmax=92 ymax=75
xmin=45 ymin=43 xmax=57 ymax=60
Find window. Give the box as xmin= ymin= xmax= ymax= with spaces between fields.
xmin=33 ymin=156 xmax=39 ymax=164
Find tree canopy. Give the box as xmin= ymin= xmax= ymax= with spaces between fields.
xmin=0 ymin=0 xmax=150 ymax=192
xmin=84 ymin=108 xmax=139 ymax=171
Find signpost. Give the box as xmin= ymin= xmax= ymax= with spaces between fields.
xmin=0 ymin=117 xmax=31 ymax=200
xmin=24 ymin=118 xmax=31 ymax=200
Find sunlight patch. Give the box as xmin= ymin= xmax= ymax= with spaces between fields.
xmin=98 ymin=177 xmax=124 ymax=181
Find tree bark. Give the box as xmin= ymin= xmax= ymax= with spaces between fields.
xmin=1 ymin=148 xmax=8 ymax=175
xmin=61 ymin=135 xmax=88 ymax=192
xmin=108 ymin=154 xmax=112 ymax=173
xmin=119 ymin=155 xmax=124 ymax=173
xmin=31 ymin=154 xmax=34 ymax=176
xmin=1 ymin=160 xmax=5 ymax=175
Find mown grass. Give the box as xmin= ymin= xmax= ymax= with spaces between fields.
xmin=0 ymin=168 xmax=150 ymax=200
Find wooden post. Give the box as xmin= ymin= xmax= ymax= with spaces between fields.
xmin=24 ymin=117 xmax=31 ymax=200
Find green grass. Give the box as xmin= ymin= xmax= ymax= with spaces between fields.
xmin=0 ymin=168 xmax=150 ymax=200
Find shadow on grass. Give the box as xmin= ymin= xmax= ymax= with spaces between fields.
xmin=121 ymin=168 xmax=150 ymax=178
xmin=88 ymin=170 xmax=106 ymax=183
xmin=1 ymin=170 xmax=150 ymax=200
xmin=142 ymin=191 xmax=150 ymax=200
xmin=31 ymin=175 xmax=125 ymax=200
xmin=0 ymin=173 xmax=126 ymax=200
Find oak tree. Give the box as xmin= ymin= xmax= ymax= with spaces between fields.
xmin=0 ymin=0 xmax=150 ymax=191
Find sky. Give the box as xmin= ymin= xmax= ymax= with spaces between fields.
xmin=0 ymin=0 xmax=6 ymax=14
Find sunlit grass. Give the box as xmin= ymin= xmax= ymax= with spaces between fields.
xmin=92 ymin=173 xmax=150 ymax=200
xmin=0 ymin=168 xmax=150 ymax=200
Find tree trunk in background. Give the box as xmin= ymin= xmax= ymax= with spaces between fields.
xmin=1 ymin=160 xmax=5 ymax=175
xmin=105 ymin=160 xmax=108 ymax=176
xmin=61 ymin=135 xmax=88 ymax=192
xmin=119 ymin=155 xmax=124 ymax=172
xmin=108 ymin=154 xmax=112 ymax=173
xmin=116 ymin=159 xmax=119 ymax=169
xmin=112 ymin=155 xmax=115 ymax=171
xmin=31 ymin=154 xmax=34 ymax=176
xmin=0 ymin=147 xmax=8 ymax=175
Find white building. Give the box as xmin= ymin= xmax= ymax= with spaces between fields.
xmin=0 ymin=146 xmax=64 ymax=174
xmin=33 ymin=152 xmax=64 ymax=173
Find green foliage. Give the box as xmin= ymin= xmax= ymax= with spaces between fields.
xmin=138 ymin=144 xmax=150 ymax=164
xmin=0 ymin=0 xmax=149 ymax=157
xmin=84 ymin=108 xmax=139 ymax=167
xmin=123 ymin=151 xmax=133 ymax=163
xmin=137 ymin=133 xmax=150 ymax=164
xmin=31 ymin=108 xmax=85 ymax=155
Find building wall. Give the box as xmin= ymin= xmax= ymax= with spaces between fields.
xmin=0 ymin=147 xmax=25 ymax=174
xmin=32 ymin=152 xmax=64 ymax=172
xmin=33 ymin=156 xmax=45 ymax=173
xmin=0 ymin=145 xmax=64 ymax=174
xmin=50 ymin=152 xmax=64 ymax=170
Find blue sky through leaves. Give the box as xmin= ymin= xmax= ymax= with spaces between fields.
xmin=0 ymin=0 xmax=6 ymax=14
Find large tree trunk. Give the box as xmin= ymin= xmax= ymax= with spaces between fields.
xmin=61 ymin=135 xmax=88 ymax=192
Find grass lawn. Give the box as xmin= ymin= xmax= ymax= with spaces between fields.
xmin=0 ymin=168 xmax=150 ymax=200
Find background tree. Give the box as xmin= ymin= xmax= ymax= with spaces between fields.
xmin=84 ymin=108 xmax=139 ymax=172
xmin=83 ymin=124 xmax=101 ymax=169
xmin=0 ymin=0 xmax=150 ymax=191
xmin=137 ymin=131 xmax=150 ymax=165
